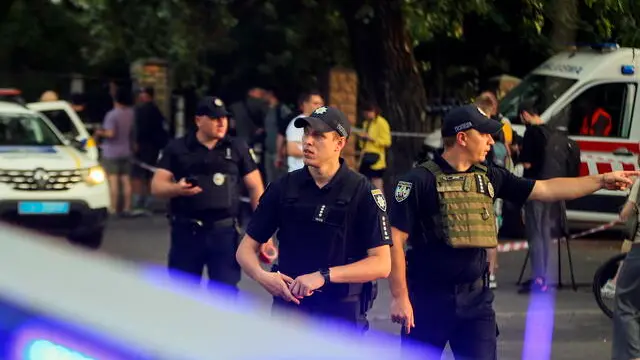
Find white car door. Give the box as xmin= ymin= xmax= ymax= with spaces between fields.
xmin=26 ymin=101 xmax=99 ymax=161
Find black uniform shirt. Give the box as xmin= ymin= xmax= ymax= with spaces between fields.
xmin=246 ymin=159 xmax=392 ymax=277
xmin=157 ymin=131 xmax=258 ymax=220
xmin=389 ymin=152 xmax=536 ymax=286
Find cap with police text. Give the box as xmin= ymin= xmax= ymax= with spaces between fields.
xmin=294 ymin=106 xmax=351 ymax=138
xmin=441 ymin=104 xmax=503 ymax=137
xmin=195 ymin=96 xmax=229 ymax=119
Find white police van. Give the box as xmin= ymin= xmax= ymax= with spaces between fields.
xmin=499 ymin=43 xmax=640 ymax=225
xmin=26 ymin=100 xmax=100 ymax=161
xmin=0 ymin=101 xmax=110 ymax=248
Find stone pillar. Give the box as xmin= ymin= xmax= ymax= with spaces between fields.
xmin=326 ymin=67 xmax=359 ymax=170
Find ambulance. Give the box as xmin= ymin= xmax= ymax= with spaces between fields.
xmin=498 ymin=43 xmax=639 ymax=225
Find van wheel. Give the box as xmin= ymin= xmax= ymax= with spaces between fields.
xmin=68 ymin=229 xmax=104 ymax=250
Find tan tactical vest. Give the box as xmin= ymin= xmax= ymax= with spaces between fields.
xmin=421 ymin=161 xmax=498 ymax=249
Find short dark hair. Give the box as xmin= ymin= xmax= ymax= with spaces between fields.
xmin=298 ymin=90 xmax=323 ymax=106
xmin=114 ymin=87 xmax=133 ymax=106
xmin=518 ymin=98 xmax=542 ymax=116
xmin=361 ymin=101 xmax=381 ymax=113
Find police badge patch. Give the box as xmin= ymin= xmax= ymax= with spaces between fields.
xmin=371 ymin=189 xmax=387 ymax=211
xmin=395 ymin=181 xmax=412 ymax=202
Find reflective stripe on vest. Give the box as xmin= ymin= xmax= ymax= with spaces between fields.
xmin=421 ymin=161 xmax=498 ymax=249
xmin=580 ymin=108 xmax=612 ymax=136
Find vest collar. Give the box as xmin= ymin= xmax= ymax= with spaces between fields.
xmin=185 ymin=131 xmax=231 ymax=150
xmin=433 ymin=152 xmax=484 ymax=174
xmin=301 ymin=158 xmax=349 ymax=190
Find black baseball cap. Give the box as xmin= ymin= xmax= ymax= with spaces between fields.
xmin=441 ymin=104 xmax=503 ymax=137
xmin=294 ymin=106 xmax=351 ymax=138
xmin=195 ymin=96 xmax=230 ymax=119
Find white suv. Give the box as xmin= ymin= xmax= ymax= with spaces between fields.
xmin=0 ymin=101 xmax=110 ymax=249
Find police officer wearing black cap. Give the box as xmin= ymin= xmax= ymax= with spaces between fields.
xmin=387 ymin=104 xmax=639 ymax=359
xmin=151 ymin=96 xmax=271 ymax=292
xmin=236 ymin=105 xmax=392 ymax=330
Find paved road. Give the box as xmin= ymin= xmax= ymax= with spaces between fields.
xmin=100 ymin=215 xmax=623 ymax=360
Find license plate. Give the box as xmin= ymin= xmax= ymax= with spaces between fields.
xmin=18 ymin=201 xmax=70 ymax=215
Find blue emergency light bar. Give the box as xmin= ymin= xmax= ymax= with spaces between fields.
xmin=0 ymin=223 xmax=428 ymax=360
xmin=621 ymin=65 xmax=635 ymax=75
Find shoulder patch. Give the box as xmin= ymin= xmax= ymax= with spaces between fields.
xmin=394 ymin=181 xmax=413 ymax=203
xmin=371 ymin=189 xmax=387 ymax=212
xmin=249 ymin=148 xmax=258 ymax=163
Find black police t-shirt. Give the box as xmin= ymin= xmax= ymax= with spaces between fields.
xmin=389 ymin=154 xmax=535 ymax=286
xmin=246 ymin=161 xmax=392 ymax=277
xmin=156 ymin=133 xmax=258 ymax=217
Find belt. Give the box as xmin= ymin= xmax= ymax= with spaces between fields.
xmin=453 ymin=277 xmax=485 ymax=293
xmin=414 ymin=277 xmax=486 ymax=294
xmin=169 ymin=215 xmax=235 ymax=229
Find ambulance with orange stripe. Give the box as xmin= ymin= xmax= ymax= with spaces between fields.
xmin=0 ymin=101 xmax=110 ymax=248
xmin=499 ymin=43 xmax=639 ymax=225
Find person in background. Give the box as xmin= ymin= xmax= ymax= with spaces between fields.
xmin=518 ymin=100 xmax=555 ymax=293
xmin=474 ymin=93 xmax=505 ymax=289
xmin=131 ymin=86 xmax=169 ymax=215
xmin=95 ymin=87 xmax=135 ymax=216
xmin=357 ymin=102 xmax=392 ymax=192
xmin=263 ymin=88 xmax=292 ymax=183
xmin=611 ymin=174 xmax=640 ymax=360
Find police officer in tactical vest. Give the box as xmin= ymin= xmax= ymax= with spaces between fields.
xmin=236 ymin=105 xmax=392 ymax=330
xmin=151 ymin=96 xmax=272 ymax=291
xmin=387 ymin=104 xmax=639 ymax=359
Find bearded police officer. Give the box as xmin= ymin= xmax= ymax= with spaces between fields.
xmin=236 ymin=106 xmax=392 ymax=331
xmin=151 ymin=96 xmax=272 ymax=292
xmin=387 ymin=104 xmax=639 ymax=359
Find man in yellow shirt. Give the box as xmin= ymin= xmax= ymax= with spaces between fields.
xmin=357 ymin=103 xmax=392 ymax=191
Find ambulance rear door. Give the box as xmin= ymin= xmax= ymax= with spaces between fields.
xmin=545 ymin=79 xmax=638 ymax=223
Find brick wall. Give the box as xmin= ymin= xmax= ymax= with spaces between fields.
xmin=326 ymin=67 xmax=359 ymax=170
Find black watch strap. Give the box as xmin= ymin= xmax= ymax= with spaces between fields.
xmin=319 ymin=268 xmax=331 ymax=284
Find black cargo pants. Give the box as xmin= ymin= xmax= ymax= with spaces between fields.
xmin=402 ymin=277 xmax=498 ymax=360
xmin=167 ymin=217 xmax=241 ymax=292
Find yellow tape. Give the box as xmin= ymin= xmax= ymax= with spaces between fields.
xmin=58 ymin=146 xmax=82 ymax=169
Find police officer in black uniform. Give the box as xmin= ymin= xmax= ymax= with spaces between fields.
xmin=387 ymin=104 xmax=639 ymax=359
xmin=151 ymin=96 xmax=270 ymax=292
xmin=235 ymin=105 xmax=392 ymax=330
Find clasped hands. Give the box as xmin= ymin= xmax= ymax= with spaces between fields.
xmin=259 ymin=270 xmax=325 ymax=305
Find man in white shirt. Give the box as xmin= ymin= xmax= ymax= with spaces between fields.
xmin=285 ymin=91 xmax=325 ymax=172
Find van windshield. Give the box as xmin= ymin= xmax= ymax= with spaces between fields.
xmin=498 ymin=74 xmax=577 ymax=125
xmin=0 ymin=113 xmax=63 ymax=146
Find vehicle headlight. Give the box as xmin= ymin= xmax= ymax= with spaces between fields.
xmin=85 ymin=166 xmax=106 ymax=185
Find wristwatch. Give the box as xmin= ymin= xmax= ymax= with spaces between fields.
xmin=319 ymin=268 xmax=331 ymax=285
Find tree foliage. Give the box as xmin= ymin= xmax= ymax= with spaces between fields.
xmin=2 ymin=0 xmax=639 ymax=106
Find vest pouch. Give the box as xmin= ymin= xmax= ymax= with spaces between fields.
xmin=191 ymin=173 xmax=233 ymax=211
xmin=436 ymin=173 xmax=497 ymax=249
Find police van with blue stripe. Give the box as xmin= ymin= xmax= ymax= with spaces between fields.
xmin=0 ymin=101 xmax=110 ymax=249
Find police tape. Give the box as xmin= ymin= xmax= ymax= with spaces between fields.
xmin=352 ymin=127 xmax=433 ymax=138
xmin=495 ymin=220 xmax=619 ymax=253
xmin=130 ymin=158 xmax=620 ymax=247
xmin=130 ymin=159 xmax=253 ymax=204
